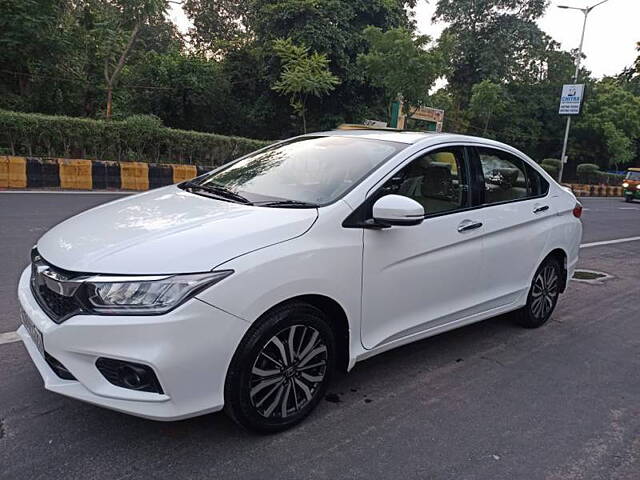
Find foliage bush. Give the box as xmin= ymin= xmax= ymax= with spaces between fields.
xmin=601 ymin=172 xmax=626 ymax=185
xmin=576 ymin=163 xmax=601 ymax=185
xmin=0 ymin=110 xmax=271 ymax=165
xmin=540 ymin=163 xmax=559 ymax=179
xmin=574 ymin=163 xmax=624 ymax=185
xmin=541 ymin=158 xmax=562 ymax=169
xmin=576 ymin=163 xmax=600 ymax=173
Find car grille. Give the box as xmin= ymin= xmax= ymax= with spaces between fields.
xmin=35 ymin=284 xmax=79 ymax=320
xmin=30 ymin=249 xmax=84 ymax=323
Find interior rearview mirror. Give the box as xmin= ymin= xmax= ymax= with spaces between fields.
xmin=372 ymin=194 xmax=424 ymax=227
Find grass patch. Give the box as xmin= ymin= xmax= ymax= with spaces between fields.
xmin=573 ymin=270 xmax=607 ymax=280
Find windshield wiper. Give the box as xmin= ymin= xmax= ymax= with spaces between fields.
xmin=181 ymin=181 xmax=252 ymax=204
xmin=253 ymin=200 xmax=318 ymax=208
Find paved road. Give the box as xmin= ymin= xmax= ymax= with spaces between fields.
xmin=1 ymin=193 xmax=639 ymax=479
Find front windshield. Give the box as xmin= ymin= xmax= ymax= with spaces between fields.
xmin=195 ymin=136 xmax=406 ymax=205
xmin=626 ymin=171 xmax=640 ymax=181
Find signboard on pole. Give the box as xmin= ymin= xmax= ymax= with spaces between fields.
xmin=411 ymin=106 xmax=445 ymax=132
xmin=559 ymin=84 xmax=585 ymax=115
xmin=399 ymin=106 xmax=445 ymax=132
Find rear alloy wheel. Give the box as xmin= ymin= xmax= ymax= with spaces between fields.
xmin=514 ymin=257 xmax=562 ymax=328
xmin=224 ymin=302 xmax=335 ymax=432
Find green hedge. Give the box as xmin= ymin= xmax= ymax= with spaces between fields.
xmin=538 ymin=158 xmax=561 ymax=181
xmin=541 ymin=158 xmax=562 ymax=169
xmin=540 ymin=163 xmax=559 ymax=179
xmin=0 ymin=110 xmax=272 ymax=165
xmin=576 ymin=163 xmax=625 ymax=185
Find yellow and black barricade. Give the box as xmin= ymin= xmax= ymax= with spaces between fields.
xmin=0 ymin=156 xmax=27 ymax=188
xmin=149 ymin=164 xmax=174 ymax=189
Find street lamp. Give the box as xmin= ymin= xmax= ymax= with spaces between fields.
xmin=557 ymin=0 xmax=612 ymax=183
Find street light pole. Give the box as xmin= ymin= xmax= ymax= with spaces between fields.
xmin=557 ymin=0 xmax=611 ymax=183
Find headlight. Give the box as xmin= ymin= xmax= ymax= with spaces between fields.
xmin=622 ymin=182 xmax=629 ymax=188
xmin=637 ymin=184 xmax=640 ymax=190
xmin=83 ymin=271 xmax=233 ymax=314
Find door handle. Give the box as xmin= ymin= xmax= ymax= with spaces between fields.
xmin=457 ymin=220 xmax=483 ymax=232
xmin=533 ymin=205 xmax=550 ymax=214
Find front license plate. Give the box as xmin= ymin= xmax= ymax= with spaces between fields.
xmin=20 ymin=309 xmax=45 ymax=357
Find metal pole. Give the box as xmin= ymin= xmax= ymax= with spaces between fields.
xmin=573 ymin=8 xmax=589 ymax=82
xmin=558 ymin=8 xmax=588 ymax=183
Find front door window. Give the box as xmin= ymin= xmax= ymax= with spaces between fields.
xmin=379 ymin=147 xmax=469 ymax=215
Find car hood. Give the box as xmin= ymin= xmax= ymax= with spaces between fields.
xmin=37 ymin=186 xmax=318 ymax=274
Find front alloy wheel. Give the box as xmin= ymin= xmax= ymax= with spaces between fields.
xmin=250 ymin=325 xmax=328 ymax=419
xmin=225 ymin=302 xmax=335 ymax=432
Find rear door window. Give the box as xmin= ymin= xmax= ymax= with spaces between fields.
xmin=476 ymin=147 xmax=546 ymax=204
xmin=524 ymin=162 xmax=549 ymax=197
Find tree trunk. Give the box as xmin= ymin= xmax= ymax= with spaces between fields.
xmin=104 ymin=22 xmax=141 ymax=120
xmin=105 ymin=84 xmax=113 ymax=120
xmin=483 ymin=110 xmax=492 ymax=135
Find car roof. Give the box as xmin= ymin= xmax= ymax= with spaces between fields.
xmin=314 ymin=128 xmax=517 ymax=150
xmin=628 ymin=168 xmax=640 ymax=172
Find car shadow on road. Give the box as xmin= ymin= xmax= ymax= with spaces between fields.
xmin=3 ymin=310 xmax=547 ymax=478
xmin=74 ymin=312 xmax=521 ymax=435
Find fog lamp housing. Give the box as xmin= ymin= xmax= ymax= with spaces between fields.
xmin=95 ymin=357 xmax=164 ymax=394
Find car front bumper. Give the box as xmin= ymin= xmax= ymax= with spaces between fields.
xmin=17 ymin=267 xmax=249 ymax=421
xmin=623 ymin=189 xmax=640 ymax=199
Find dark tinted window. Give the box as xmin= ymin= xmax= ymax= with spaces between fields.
xmin=379 ymin=147 xmax=468 ymax=215
xmin=524 ymin=162 xmax=549 ymax=196
xmin=478 ymin=148 xmax=530 ymax=204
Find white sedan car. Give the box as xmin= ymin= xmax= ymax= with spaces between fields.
xmin=17 ymin=130 xmax=582 ymax=432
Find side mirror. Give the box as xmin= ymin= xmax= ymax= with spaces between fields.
xmin=372 ymin=194 xmax=424 ymax=227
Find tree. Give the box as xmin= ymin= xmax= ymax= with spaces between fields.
xmin=0 ymin=0 xmax=67 ymax=106
xmin=237 ymin=0 xmax=420 ymax=131
xmin=182 ymin=0 xmax=252 ymax=54
xmin=122 ymin=51 xmax=234 ymax=133
xmin=618 ymin=42 xmax=640 ymax=96
xmin=572 ymin=80 xmax=640 ymax=169
xmin=357 ymin=26 xmax=442 ymax=123
xmin=272 ymin=38 xmax=340 ymax=133
xmin=95 ymin=0 xmax=168 ymax=119
xmin=469 ymin=80 xmax=505 ymax=135
xmin=433 ymin=0 xmax=549 ymax=106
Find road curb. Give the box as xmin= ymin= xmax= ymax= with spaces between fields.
xmin=0 ymin=156 xmax=213 ymax=191
xmin=563 ymin=183 xmax=623 ymax=197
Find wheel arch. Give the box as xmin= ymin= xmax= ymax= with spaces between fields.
xmin=250 ymin=294 xmax=351 ymax=373
xmin=541 ymin=248 xmax=568 ymax=293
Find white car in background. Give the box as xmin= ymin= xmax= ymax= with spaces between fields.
xmin=17 ymin=129 xmax=582 ymax=432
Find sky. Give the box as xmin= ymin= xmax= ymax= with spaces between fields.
xmin=169 ymin=0 xmax=639 ymax=79
xmin=415 ymin=0 xmax=639 ymax=78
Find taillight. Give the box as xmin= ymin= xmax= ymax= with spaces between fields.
xmin=573 ymin=203 xmax=583 ymax=218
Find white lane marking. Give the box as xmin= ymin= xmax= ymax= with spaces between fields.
xmin=0 ymin=190 xmax=133 ymax=195
xmin=619 ymin=207 xmax=639 ymax=210
xmin=0 ymin=331 xmax=21 ymax=345
xmin=581 ymin=236 xmax=640 ymax=249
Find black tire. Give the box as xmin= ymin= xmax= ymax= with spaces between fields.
xmin=625 ymin=196 xmax=633 ymax=203
xmin=514 ymin=256 xmax=563 ymax=328
xmin=224 ymin=302 xmax=335 ymax=433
